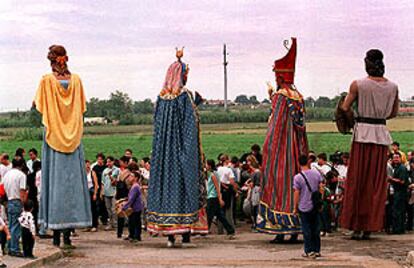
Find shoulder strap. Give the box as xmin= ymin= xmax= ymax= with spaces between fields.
xmin=300 ymin=172 xmax=313 ymax=192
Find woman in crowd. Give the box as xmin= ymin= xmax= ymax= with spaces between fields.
xmin=33 ymin=45 xmax=91 ymax=248
xmin=115 ymin=156 xmax=131 ymax=238
xmin=86 ymin=160 xmax=99 ymax=232
xmin=246 ymin=155 xmax=261 ymax=230
xmin=205 ymin=160 xmax=235 ymax=238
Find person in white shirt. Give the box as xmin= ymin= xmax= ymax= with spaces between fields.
xmin=334 ymin=152 xmax=350 ymax=180
xmin=3 ymin=158 xmax=27 ymax=257
xmin=139 ymin=157 xmax=151 ymax=181
xmin=0 ymin=154 xmax=12 ymax=182
xmin=26 ymin=149 xmax=39 ymax=174
xmin=216 ymin=154 xmax=239 ymax=233
xmin=101 ymin=156 xmax=120 ymax=230
xmin=311 ymin=153 xmax=331 ymax=177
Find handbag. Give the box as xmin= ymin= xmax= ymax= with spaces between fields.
xmin=115 ymin=198 xmax=132 ymax=218
xmin=300 ymin=172 xmax=323 ymax=212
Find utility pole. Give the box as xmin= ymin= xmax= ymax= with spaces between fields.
xmin=223 ymin=43 xmax=228 ymax=111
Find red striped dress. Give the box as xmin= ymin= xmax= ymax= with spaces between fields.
xmin=256 ymin=87 xmax=309 ymax=234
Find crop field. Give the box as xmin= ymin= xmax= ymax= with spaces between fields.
xmin=0 ymin=117 xmax=412 ymax=160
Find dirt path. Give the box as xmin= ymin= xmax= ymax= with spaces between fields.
xmin=43 ymin=225 xmax=413 ymax=268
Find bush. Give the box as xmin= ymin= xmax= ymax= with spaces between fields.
xmin=0 ymin=117 xmax=31 ymax=128
xmin=13 ymin=128 xmax=43 ymax=141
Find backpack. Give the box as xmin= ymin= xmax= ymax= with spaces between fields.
xmin=300 ymin=172 xmax=323 ymax=212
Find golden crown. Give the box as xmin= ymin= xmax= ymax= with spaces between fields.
xmin=176 ymin=47 xmax=184 ymax=59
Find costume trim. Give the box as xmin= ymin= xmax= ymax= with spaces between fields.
xmin=39 ymin=220 xmax=92 ymax=230
xmin=255 ymin=201 xmax=302 ymax=235
xmin=274 ymin=68 xmax=294 ymax=72
xmin=147 ymin=211 xmax=199 ymax=217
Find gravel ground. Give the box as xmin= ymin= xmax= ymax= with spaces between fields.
xmin=40 ymin=223 xmax=413 ymax=268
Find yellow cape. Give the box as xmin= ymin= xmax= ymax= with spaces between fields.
xmin=35 ymin=73 xmax=86 ymax=153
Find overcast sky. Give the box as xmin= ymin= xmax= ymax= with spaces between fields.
xmin=0 ymin=0 xmax=413 ymax=111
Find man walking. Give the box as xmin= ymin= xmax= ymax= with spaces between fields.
xmin=293 ymin=154 xmax=323 ymax=258
xmin=26 ymin=148 xmax=39 ymax=174
xmin=102 ymin=156 xmax=119 ymax=230
xmin=388 ymin=152 xmax=409 ymax=234
xmin=0 ymin=154 xmax=12 ymax=182
xmin=3 ymin=158 xmax=27 ymax=257
xmin=216 ymin=154 xmax=238 ymax=234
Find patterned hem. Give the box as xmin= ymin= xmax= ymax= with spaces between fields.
xmin=39 ymin=220 xmax=92 ymax=230
xmin=256 ymin=202 xmax=302 ymax=235
xmin=256 ymin=227 xmax=302 ymax=235
xmin=147 ymin=210 xmax=199 ymax=226
xmin=147 ymin=223 xmax=208 ymax=236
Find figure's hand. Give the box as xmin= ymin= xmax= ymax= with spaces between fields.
xmin=293 ymin=208 xmax=298 ymax=215
xmin=219 ymin=198 xmax=225 ymax=208
xmin=267 ymin=82 xmax=275 ymax=97
xmin=6 ymin=235 xmax=11 ymax=241
xmin=93 ymin=194 xmax=97 ymax=201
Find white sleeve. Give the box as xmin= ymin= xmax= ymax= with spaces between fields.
xmin=30 ymin=215 xmax=36 ymax=235
xmin=227 ymin=168 xmax=235 ymax=179
xmin=20 ymin=173 xmax=27 ymax=190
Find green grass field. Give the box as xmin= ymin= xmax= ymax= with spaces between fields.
xmin=0 ymin=131 xmax=412 ymax=161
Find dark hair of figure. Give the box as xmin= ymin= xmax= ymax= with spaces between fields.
xmin=207 ymin=159 xmax=217 ymax=171
xmin=299 ymin=154 xmax=308 ymax=166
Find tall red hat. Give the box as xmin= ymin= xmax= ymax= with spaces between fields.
xmin=273 ymin=37 xmax=297 ymax=84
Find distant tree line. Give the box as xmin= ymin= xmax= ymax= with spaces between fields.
xmin=1 ymin=91 xmax=412 ymax=129
xmin=86 ymin=90 xmax=154 ymax=122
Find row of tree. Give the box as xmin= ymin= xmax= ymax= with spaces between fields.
xmin=3 ymin=90 xmax=412 ymax=129
xmin=84 ymin=91 xmax=347 ymax=119
xmin=86 ymin=91 xmax=154 ymax=119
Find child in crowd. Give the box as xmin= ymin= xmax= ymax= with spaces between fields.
xmin=116 ymin=156 xmax=131 ymax=238
xmin=0 ymin=216 xmax=10 ymax=267
xmin=332 ymin=185 xmax=344 ymax=229
xmin=18 ymin=201 xmax=36 ymax=259
xmin=122 ymin=171 xmax=143 ymax=243
xmin=320 ymin=179 xmax=332 ymax=236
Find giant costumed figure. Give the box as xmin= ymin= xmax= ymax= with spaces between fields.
xmin=34 ymin=45 xmax=92 ymax=248
xmin=147 ymin=48 xmax=207 ymax=247
xmin=340 ymin=49 xmax=399 ymax=239
xmin=256 ymin=38 xmax=309 ymax=242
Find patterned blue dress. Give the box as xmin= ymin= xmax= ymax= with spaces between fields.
xmin=147 ymin=91 xmax=205 ymax=235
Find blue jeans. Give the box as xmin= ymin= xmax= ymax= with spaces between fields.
xmin=300 ymin=210 xmax=320 ymax=254
xmin=8 ymin=199 xmax=22 ymax=253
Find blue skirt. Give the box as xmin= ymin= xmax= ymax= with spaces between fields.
xmin=39 ymin=139 xmax=92 ymax=230
xmin=147 ymin=92 xmax=205 ymax=235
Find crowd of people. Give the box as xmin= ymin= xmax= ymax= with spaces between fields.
xmin=0 ymin=142 xmax=412 ymax=265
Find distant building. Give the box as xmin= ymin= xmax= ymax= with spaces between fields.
xmin=84 ymin=117 xmax=109 ymax=126
xmin=205 ymin=99 xmax=234 ymax=106
xmin=399 ymin=107 xmax=414 ymax=113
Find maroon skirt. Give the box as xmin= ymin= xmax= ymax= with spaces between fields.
xmin=341 ymin=141 xmax=388 ymax=232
